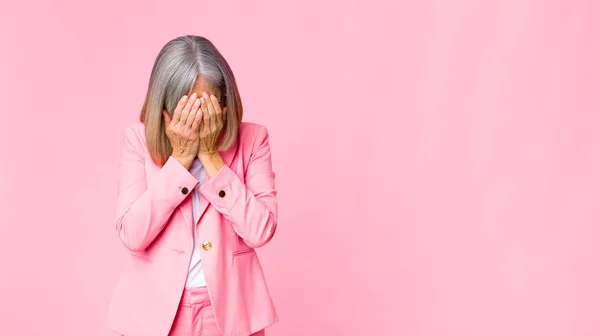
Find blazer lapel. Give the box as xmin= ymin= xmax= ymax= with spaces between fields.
xmin=179 ymin=196 xmax=194 ymax=241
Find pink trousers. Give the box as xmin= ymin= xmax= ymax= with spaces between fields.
xmin=168 ymin=287 xmax=265 ymax=336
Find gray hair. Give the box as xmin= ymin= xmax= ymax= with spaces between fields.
xmin=140 ymin=35 xmax=243 ymax=166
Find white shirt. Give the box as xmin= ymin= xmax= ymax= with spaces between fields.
xmin=185 ymin=158 xmax=207 ymax=288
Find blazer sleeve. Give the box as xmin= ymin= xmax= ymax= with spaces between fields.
xmin=115 ymin=127 xmax=199 ymax=252
xmin=199 ymin=125 xmax=278 ymax=248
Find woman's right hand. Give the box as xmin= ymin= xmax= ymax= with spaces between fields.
xmin=162 ymin=93 xmax=203 ymax=170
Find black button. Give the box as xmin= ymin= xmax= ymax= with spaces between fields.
xmin=181 ymin=187 xmax=189 ymax=195
xmin=218 ymin=190 xmax=226 ymax=198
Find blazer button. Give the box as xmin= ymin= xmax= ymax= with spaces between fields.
xmin=218 ymin=190 xmax=226 ymax=198
xmin=181 ymin=187 xmax=189 ymax=195
xmin=202 ymin=241 xmax=212 ymax=251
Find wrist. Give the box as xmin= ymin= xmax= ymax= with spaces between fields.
xmin=172 ymin=155 xmax=194 ymax=170
xmin=198 ymin=152 xmax=219 ymax=161
xmin=198 ymin=152 xmax=225 ymax=177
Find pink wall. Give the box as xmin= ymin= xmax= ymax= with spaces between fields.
xmin=1 ymin=0 xmax=599 ymax=335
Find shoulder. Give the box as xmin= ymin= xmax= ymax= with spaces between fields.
xmin=126 ymin=121 xmax=145 ymax=137
xmin=239 ymin=121 xmax=271 ymax=147
xmin=121 ymin=121 xmax=146 ymax=150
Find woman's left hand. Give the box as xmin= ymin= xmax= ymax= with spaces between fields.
xmin=198 ymin=92 xmax=227 ymax=155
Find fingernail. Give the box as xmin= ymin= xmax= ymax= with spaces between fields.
xmin=191 ymin=93 xmax=197 ymax=98
xmin=195 ymin=98 xmax=200 ymax=104
xmin=182 ymin=95 xmax=188 ymax=99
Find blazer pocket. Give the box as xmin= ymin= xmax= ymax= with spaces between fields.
xmin=130 ymin=252 xmax=154 ymax=263
xmin=232 ymin=248 xmax=255 ymax=257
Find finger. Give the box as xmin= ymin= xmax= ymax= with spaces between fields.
xmin=210 ymin=94 xmax=223 ymax=128
xmin=205 ymin=93 xmax=217 ymax=117
xmin=162 ymin=109 xmax=172 ymax=127
xmin=205 ymin=96 xmax=217 ymax=135
xmin=186 ymin=97 xmax=201 ymax=129
xmin=203 ymin=93 xmax=217 ymax=130
xmin=171 ymin=95 xmax=189 ymax=124
xmin=201 ymin=96 xmax=210 ymax=126
xmin=191 ymin=106 xmax=203 ymax=132
xmin=180 ymin=93 xmax=198 ymax=126
xmin=209 ymin=94 xmax=222 ymax=114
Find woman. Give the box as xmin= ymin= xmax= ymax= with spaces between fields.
xmin=108 ymin=35 xmax=278 ymax=336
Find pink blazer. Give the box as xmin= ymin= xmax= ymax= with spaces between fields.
xmin=108 ymin=121 xmax=278 ymax=336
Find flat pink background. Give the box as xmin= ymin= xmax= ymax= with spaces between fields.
xmin=1 ymin=0 xmax=599 ymax=335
